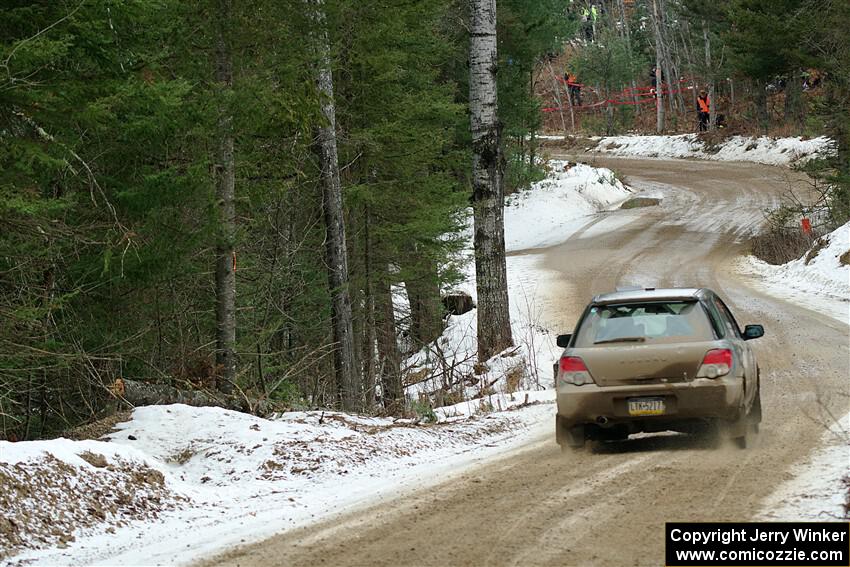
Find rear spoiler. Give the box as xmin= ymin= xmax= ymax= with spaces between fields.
xmin=592 ymin=296 xmax=701 ymax=306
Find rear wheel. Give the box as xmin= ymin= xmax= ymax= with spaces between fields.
xmin=750 ymin=381 xmax=763 ymax=433
xmin=732 ymin=421 xmax=755 ymax=449
xmin=731 ymin=384 xmax=762 ymax=449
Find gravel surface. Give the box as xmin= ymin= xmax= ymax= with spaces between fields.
xmin=204 ymin=157 xmax=848 ymax=567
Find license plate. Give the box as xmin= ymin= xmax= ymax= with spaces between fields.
xmin=628 ymin=397 xmax=665 ymax=416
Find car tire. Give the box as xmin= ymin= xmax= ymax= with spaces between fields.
xmin=732 ymin=423 xmax=753 ymax=449
xmin=731 ymin=385 xmax=762 ymax=449
xmin=750 ymin=381 xmax=763 ymax=433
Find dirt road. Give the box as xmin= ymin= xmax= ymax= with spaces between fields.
xmin=207 ymin=157 xmax=849 ymax=567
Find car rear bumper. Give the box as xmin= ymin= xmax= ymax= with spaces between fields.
xmin=556 ymin=377 xmax=745 ymax=429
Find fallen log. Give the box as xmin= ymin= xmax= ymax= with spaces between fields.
xmin=110 ymin=378 xmax=277 ymax=416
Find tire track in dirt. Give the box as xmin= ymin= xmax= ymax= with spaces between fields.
xmin=203 ymin=157 xmax=848 ymax=567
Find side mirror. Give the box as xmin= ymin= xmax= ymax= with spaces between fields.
xmin=556 ymin=334 xmax=572 ymax=348
xmin=743 ymin=324 xmax=764 ymax=340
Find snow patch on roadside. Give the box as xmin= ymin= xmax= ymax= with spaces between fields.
xmin=503 ymin=162 xmax=631 ymax=251
xmin=743 ymin=224 xmax=849 ymax=519
xmin=737 ymin=222 xmax=849 ymax=324
xmin=758 ymin=414 xmax=849 ymax=521
xmin=0 ymin=439 xmax=185 ymax=561
xmin=2 ymin=401 xmax=554 ymax=565
xmin=590 ymin=134 xmax=835 ymax=166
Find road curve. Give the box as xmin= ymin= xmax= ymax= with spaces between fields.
xmin=204 ymin=157 xmax=849 ymax=567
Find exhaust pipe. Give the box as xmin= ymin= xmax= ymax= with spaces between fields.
xmin=596 ymin=416 xmax=609 ymax=425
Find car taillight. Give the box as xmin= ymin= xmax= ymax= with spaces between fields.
xmin=697 ymin=348 xmax=732 ymax=379
xmin=558 ymin=356 xmax=593 ymax=386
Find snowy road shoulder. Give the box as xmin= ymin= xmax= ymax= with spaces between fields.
xmin=736 ymin=222 xmax=849 ymax=325
xmin=1 ymin=159 xmax=635 ymax=566
xmin=738 ymin=223 xmax=849 ymax=520
xmin=544 ymin=133 xmax=836 ymax=167
xmin=503 ymin=162 xmax=632 ymax=252
xmin=2 ymin=398 xmax=554 ymax=566
xmin=758 ymin=413 xmax=849 ymax=522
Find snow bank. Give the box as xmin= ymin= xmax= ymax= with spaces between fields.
xmin=590 ymin=134 xmax=836 ymax=166
xmin=759 ymin=413 xmax=849 ymax=521
xmin=743 ymin=226 xmax=848 ymax=514
xmin=0 ymin=439 xmax=184 ymax=560
xmin=504 ymin=162 xmax=631 ymax=251
xmin=738 ymin=222 xmax=849 ymax=323
xmin=406 ymin=162 xmax=630 ymax=403
xmin=2 ymin=401 xmax=553 ymax=565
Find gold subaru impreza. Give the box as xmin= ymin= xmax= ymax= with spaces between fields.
xmin=554 ymin=288 xmax=764 ymax=450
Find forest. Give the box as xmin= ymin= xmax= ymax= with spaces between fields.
xmin=1 ymin=0 xmax=848 ymax=440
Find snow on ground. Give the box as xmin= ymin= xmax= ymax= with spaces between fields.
xmin=737 ymin=222 xmax=850 ymax=324
xmin=738 ymin=224 xmax=849 ymax=520
xmin=758 ymin=413 xmax=849 ymax=521
xmin=1 ymin=160 xmax=628 ymax=566
xmin=0 ymin=440 xmax=185 ymax=557
xmin=405 ymin=162 xmax=631 ymax=403
xmin=587 ymin=134 xmax=836 ymax=166
xmin=2 ymin=399 xmax=554 ymax=565
xmin=9 ymin=152 xmax=843 ymax=564
xmin=503 ymin=163 xmax=631 ymax=251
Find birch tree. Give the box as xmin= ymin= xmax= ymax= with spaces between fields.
xmin=309 ymin=0 xmax=358 ymax=411
xmin=469 ymin=0 xmax=513 ymax=361
xmin=214 ymin=0 xmax=236 ymax=393
xmin=651 ymin=0 xmax=666 ymax=133
xmin=702 ymin=20 xmax=716 ymax=130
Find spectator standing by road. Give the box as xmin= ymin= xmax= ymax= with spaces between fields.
xmin=565 ymin=71 xmax=582 ymax=106
xmin=697 ymin=90 xmax=710 ymax=131
xmin=650 ymin=65 xmax=664 ymax=98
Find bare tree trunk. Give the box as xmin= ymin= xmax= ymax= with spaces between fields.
xmin=310 ymin=0 xmax=358 ymax=411
xmin=680 ymin=20 xmax=700 ymax=115
xmin=651 ymin=0 xmax=665 ymax=133
xmin=755 ymin=80 xmax=769 ymax=132
xmin=727 ymin=78 xmax=735 ymax=111
xmin=360 ymin=206 xmax=376 ymax=409
xmin=656 ymin=0 xmax=677 ymax=115
xmin=469 ymin=0 xmax=513 ymax=362
xmin=617 ymin=0 xmax=641 ymax=115
xmin=566 ymin=82 xmax=576 ymax=131
xmin=529 ymin=69 xmax=540 ymax=160
xmin=702 ymin=20 xmax=716 ymax=130
xmin=784 ymin=69 xmax=802 ymax=129
xmin=546 ymin=60 xmax=568 ymax=134
xmin=404 ymin=254 xmax=443 ymax=347
xmin=214 ymin=0 xmax=236 ymax=394
xmin=661 ymin=47 xmax=676 ymax=115
xmin=375 ymin=266 xmax=403 ymax=414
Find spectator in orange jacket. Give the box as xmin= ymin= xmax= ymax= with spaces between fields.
xmin=565 ymin=71 xmax=582 ymax=106
xmin=697 ymin=90 xmax=710 ymax=131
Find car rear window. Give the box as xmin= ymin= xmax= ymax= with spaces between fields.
xmin=574 ymin=301 xmax=715 ymax=346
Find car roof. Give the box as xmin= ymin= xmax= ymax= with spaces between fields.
xmin=591 ymin=287 xmax=704 ymax=305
